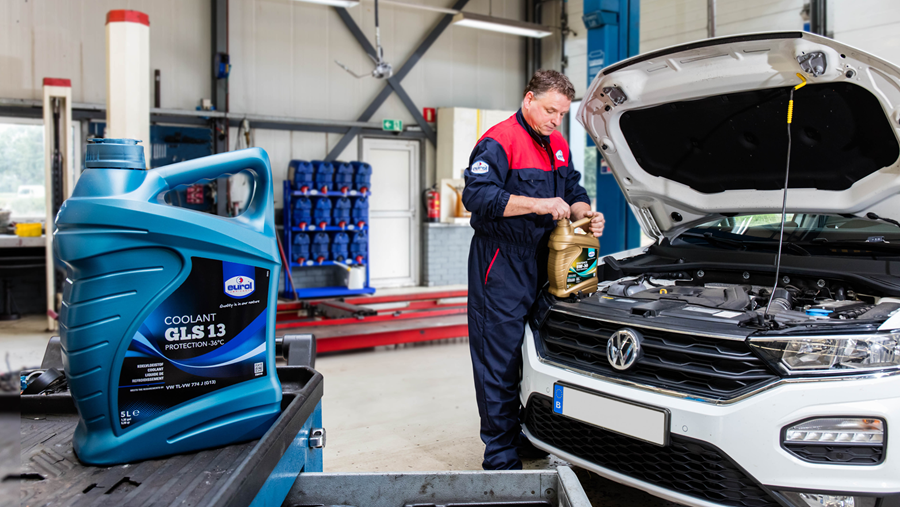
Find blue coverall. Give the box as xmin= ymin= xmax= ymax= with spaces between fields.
xmin=462 ymin=110 xmax=590 ymax=470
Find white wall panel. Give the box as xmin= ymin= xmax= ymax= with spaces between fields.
xmin=0 ymin=0 xmax=209 ymax=110
xmin=834 ymin=0 xmax=900 ymax=65
xmin=229 ymin=0 xmax=526 ymax=120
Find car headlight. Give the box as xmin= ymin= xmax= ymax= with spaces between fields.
xmin=749 ymin=333 xmax=900 ymax=374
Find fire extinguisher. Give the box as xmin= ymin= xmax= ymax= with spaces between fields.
xmin=424 ymin=185 xmax=440 ymax=223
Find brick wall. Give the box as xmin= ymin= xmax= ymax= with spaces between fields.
xmin=280 ymin=266 xmax=348 ymax=293
xmin=422 ymin=224 xmax=473 ymax=286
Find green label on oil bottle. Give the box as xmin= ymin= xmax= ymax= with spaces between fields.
xmin=566 ymin=247 xmax=598 ymax=289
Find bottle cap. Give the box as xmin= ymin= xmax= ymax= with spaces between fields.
xmin=85 ymin=138 xmax=146 ymax=169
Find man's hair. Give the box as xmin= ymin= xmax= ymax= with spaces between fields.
xmin=524 ymin=70 xmax=575 ymax=101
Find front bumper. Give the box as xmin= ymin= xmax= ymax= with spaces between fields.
xmin=520 ymin=324 xmax=900 ymax=507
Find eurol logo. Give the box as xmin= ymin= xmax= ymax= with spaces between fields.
xmin=225 ymin=275 xmax=255 ymax=298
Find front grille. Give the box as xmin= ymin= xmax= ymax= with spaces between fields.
xmin=539 ymin=311 xmax=779 ymax=400
xmin=784 ymin=443 xmax=885 ymax=465
xmin=524 ymin=394 xmax=780 ymax=507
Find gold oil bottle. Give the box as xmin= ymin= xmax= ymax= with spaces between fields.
xmin=548 ymin=217 xmax=600 ymax=297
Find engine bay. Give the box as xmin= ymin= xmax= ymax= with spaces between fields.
xmin=591 ymin=269 xmax=900 ymax=330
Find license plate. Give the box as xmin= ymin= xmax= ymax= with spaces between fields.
xmin=552 ymin=383 xmax=670 ymax=446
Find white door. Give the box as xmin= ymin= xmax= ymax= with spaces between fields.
xmin=361 ymin=138 xmax=420 ymax=288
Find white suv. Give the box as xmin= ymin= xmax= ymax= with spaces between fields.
xmin=521 ymin=32 xmax=900 ymax=507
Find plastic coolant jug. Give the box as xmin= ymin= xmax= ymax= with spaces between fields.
xmin=352 ymin=197 xmax=368 ymax=227
xmin=351 ymin=162 xmax=372 ymax=192
xmin=56 ymin=139 xmax=282 ymax=465
xmin=293 ymin=196 xmax=312 ymax=228
xmin=334 ymin=162 xmax=354 ymax=193
xmin=333 ymin=197 xmax=352 ymax=228
xmin=314 ymin=197 xmax=332 ymax=227
xmin=547 ymin=217 xmax=600 ymax=297
xmin=312 ymin=233 xmax=331 ymax=262
xmin=332 ymin=232 xmax=350 ymax=262
xmin=290 ymin=160 xmax=314 ymax=191
xmin=312 ymin=161 xmax=334 ymax=192
xmin=350 ymin=230 xmax=367 ymax=264
xmin=292 ymin=233 xmax=311 ymax=263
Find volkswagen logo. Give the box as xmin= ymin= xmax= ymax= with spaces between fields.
xmin=607 ymin=328 xmax=643 ymax=371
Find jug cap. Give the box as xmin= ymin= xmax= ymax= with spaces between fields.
xmin=86 ymin=138 xmax=146 ymax=169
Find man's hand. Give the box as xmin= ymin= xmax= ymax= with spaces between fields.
xmin=533 ymin=197 xmax=570 ymax=220
xmin=583 ymin=210 xmax=605 ymax=238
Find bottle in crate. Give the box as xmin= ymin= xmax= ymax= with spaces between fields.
xmin=351 ymin=162 xmax=372 ymax=192
xmin=292 ymin=196 xmax=312 ymax=228
xmin=332 ymin=232 xmax=350 ymax=262
xmin=292 ymin=232 xmax=311 ymax=264
xmin=350 ymin=230 xmax=368 ymax=264
xmin=352 ymin=196 xmax=368 ymax=228
xmin=313 ymin=197 xmax=332 ymax=228
xmin=312 ymin=160 xmax=334 ymax=193
xmin=311 ymin=233 xmax=330 ymax=263
xmin=290 ymin=160 xmax=314 ymax=192
xmin=334 ymin=162 xmax=354 ymax=193
xmin=333 ymin=197 xmax=352 ymax=228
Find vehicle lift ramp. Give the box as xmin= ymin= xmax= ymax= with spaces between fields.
xmin=16 ymin=334 xmax=591 ymax=507
xmin=276 ymin=290 xmax=470 ymax=353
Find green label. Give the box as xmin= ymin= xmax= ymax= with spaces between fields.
xmin=566 ymin=247 xmax=598 ymax=289
xmin=382 ymin=119 xmax=403 ymax=132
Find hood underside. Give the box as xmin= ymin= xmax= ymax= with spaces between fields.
xmin=578 ymin=32 xmax=900 ymax=240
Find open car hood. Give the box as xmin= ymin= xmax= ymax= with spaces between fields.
xmin=577 ymin=32 xmax=900 ymax=241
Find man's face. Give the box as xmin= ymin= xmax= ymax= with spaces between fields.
xmin=522 ymin=90 xmax=571 ymax=136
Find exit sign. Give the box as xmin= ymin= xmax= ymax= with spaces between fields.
xmin=382 ymin=119 xmax=403 ymax=132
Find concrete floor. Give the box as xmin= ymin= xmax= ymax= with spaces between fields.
xmin=2 ymin=313 xmax=685 ymax=506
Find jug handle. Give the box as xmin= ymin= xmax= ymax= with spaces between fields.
xmin=571 ymin=217 xmax=592 ymax=230
xmin=153 ymin=148 xmax=273 ymax=233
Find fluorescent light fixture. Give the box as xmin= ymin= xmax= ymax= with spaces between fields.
xmin=452 ymin=11 xmax=553 ymax=38
xmin=292 ymin=0 xmax=360 ymax=8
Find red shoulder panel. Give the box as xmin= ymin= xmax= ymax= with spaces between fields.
xmin=481 ymin=115 xmax=554 ymax=171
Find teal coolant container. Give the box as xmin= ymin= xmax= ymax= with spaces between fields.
xmin=56 ymin=139 xmax=283 ymax=465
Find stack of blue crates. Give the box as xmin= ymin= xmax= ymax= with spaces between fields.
xmin=283 ymin=159 xmax=374 ymax=296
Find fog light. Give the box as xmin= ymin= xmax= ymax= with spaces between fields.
xmin=781 ymin=491 xmax=877 ymax=507
xmin=783 ymin=418 xmax=883 ymax=444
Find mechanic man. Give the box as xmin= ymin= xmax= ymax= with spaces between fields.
xmin=462 ymin=70 xmax=605 ymax=470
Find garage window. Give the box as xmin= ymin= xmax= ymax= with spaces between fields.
xmin=0 ymin=122 xmax=45 ymax=221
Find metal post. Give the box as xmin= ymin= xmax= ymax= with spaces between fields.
xmin=707 ymin=0 xmax=716 ymax=38
xmin=810 ymin=0 xmax=827 ymax=37
xmin=42 ymin=79 xmax=72 ymax=331
xmin=212 ymin=0 xmax=229 ymax=216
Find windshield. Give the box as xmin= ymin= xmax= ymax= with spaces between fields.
xmin=677 ymin=214 xmax=900 ymax=254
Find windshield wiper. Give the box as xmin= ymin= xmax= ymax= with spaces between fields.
xmin=866 ymin=212 xmax=900 ymax=229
